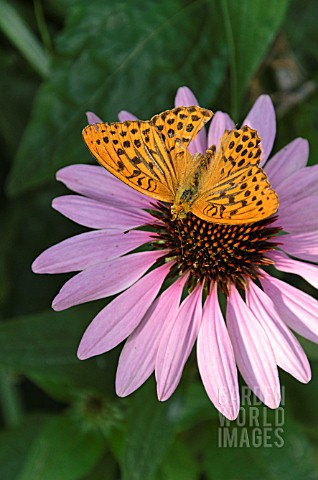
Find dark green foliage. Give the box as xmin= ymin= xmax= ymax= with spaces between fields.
xmin=1 ymin=0 xmax=318 ymax=478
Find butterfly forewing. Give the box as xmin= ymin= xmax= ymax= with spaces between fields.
xmin=82 ymin=120 xmax=175 ymax=202
xmin=150 ymin=106 xmax=213 ymax=168
xmin=192 ymin=126 xmax=279 ymax=224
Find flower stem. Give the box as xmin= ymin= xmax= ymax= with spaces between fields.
xmin=220 ymin=0 xmax=239 ymax=118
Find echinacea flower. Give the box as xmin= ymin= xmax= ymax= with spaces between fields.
xmin=32 ymin=87 xmax=318 ymax=420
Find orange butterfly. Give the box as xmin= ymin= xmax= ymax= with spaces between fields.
xmin=82 ymin=106 xmax=278 ymax=224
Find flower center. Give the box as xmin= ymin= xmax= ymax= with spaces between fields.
xmin=152 ymin=203 xmax=280 ymax=294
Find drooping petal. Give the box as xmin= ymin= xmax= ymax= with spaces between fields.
xmin=174 ymin=86 xmax=207 ymax=154
xmin=57 ymin=165 xmax=152 ymax=208
xmin=226 ymin=286 xmax=280 ymax=408
xmin=275 ymin=165 xmax=318 ymax=206
xmin=32 ymin=230 xmax=153 ymax=274
xmin=267 ymin=250 xmax=318 ymax=289
xmin=207 ymin=111 xmax=235 ymax=150
xmin=260 ymin=271 xmax=318 ymax=344
xmin=77 ymin=261 xmax=173 ymax=359
xmin=175 ymin=86 xmax=200 ymax=107
xmin=246 ymin=281 xmax=311 ymax=383
xmin=278 ymin=232 xmax=318 ymax=263
xmin=156 ymin=282 xmax=203 ymax=401
xmin=86 ymin=111 xmax=103 ymax=128
xmin=264 ymin=138 xmax=309 ymax=189
xmin=52 ymin=250 xmax=166 ymax=311
xmin=52 ymin=195 xmax=153 ymax=230
xmin=242 ymin=95 xmax=276 ymax=166
xmin=272 ymin=196 xmax=318 ymax=234
xmin=118 ymin=110 xmax=138 ymax=122
xmin=116 ymin=274 xmax=188 ymax=397
xmin=197 ymin=284 xmax=239 ymax=420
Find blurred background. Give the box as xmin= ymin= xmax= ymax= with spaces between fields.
xmin=1 ymin=0 xmax=318 ymax=478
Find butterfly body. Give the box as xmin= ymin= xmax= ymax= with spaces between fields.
xmin=83 ymin=106 xmax=278 ymax=225
xmin=171 ymin=149 xmax=214 ymax=220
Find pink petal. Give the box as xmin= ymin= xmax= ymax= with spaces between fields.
xmin=118 ymin=110 xmax=138 ymax=122
xmin=174 ymin=86 xmax=207 ymax=154
xmin=86 ymin=111 xmax=103 ymax=127
xmin=207 ymin=111 xmax=235 ymax=150
xmin=260 ymin=271 xmax=318 ymax=344
xmin=246 ymin=281 xmax=311 ymax=383
xmin=52 ymin=250 xmax=165 ymax=311
xmin=275 ymin=165 xmax=318 ymax=206
xmin=57 ymin=165 xmax=152 ymax=208
xmin=197 ymin=284 xmax=239 ymax=420
xmin=242 ymin=95 xmax=276 ymax=166
xmin=156 ymin=282 xmax=203 ymax=401
xmin=174 ymin=86 xmax=201 ymax=109
xmin=32 ymin=230 xmax=153 ymax=274
xmin=77 ymin=261 xmax=173 ymax=359
xmin=278 ymin=232 xmax=318 ymax=263
xmin=116 ymin=274 xmax=188 ymax=397
xmin=52 ymin=195 xmax=153 ymax=230
xmin=267 ymin=250 xmax=318 ymax=289
xmin=273 ymin=196 xmax=318 ymax=234
xmin=264 ymin=138 xmax=309 ymax=189
xmin=226 ymin=286 xmax=280 ymax=408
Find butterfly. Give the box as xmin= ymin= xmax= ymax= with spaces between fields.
xmin=82 ymin=106 xmax=279 ymax=224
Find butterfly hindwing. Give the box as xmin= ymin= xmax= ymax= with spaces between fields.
xmin=192 ymin=126 xmax=279 ymax=224
xmin=192 ymin=165 xmax=278 ymax=223
xmin=82 ymin=120 xmax=176 ymax=202
xmin=206 ymin=125 xmax=262 ymax=182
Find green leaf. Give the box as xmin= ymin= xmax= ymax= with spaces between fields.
xmin=120 ymin=384 xmax=175 ymax=480
xmin=202 ymin=409 xmax=318 ymax=480
xmin=0 ymin=0 xmax=50 ymax=78
xmin=0 ymin=416 xmax=46 ymax=480
xmin=0 ymin=48 xmax=40 ymax=157
xmin=298 ymin=337 xmax=318 ymax=361
xmin=0 ymin=306 xmax=118 ymax=397
xmin=176 ymin=382 xmax=218 ymax=431
xmin=82 ymin=453 xmax=118 ymax=480
xmin=17 ymin=415 xmax=105 ymax=480
xmin=284 ymin=362 xmax=318 ymax=428
xmin=0 ymin=368 xmax=23 ymax=427
xmin=0 ymin=188 xmax=81 ymax=318
xmin=220 ymin=0 xmax=289 ymax=116
xmin=0 ymin=208 xmax=19 ymax=303
xmin=155 ymin=440 xmax=200 ymax=480
xmin=7 ymin=0 xmax=228 ymax=196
